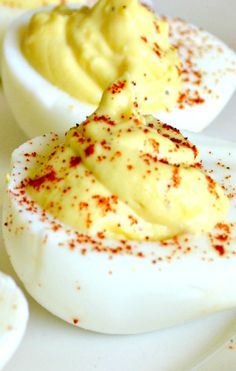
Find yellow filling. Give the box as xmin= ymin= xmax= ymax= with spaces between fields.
xmin=22 ymin=0 xmax=181 ymax=113
xmin=26 ymin=78 xmax=229 ymax=241
xmin=0 ymin=0 xmax=87 ymax=9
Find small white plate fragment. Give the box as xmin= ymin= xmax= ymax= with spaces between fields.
xmin=0 ymin=271 xmax=28 ymax=370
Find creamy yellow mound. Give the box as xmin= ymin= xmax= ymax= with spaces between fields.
xmin=25 ymin=78 xmax=228 ymax=241
xmin=0 ymin=0 xmax=85 ymax=9
xmin=22 ymin=0 xmax=181 ymax=113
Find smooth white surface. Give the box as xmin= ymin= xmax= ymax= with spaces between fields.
xmin=0 ymin=271 xmax=28 ymax=371
xmin=196 ymin=332 xmax=236 ymax=370
xmin=0 ymin=0 xmax=236 ymax=369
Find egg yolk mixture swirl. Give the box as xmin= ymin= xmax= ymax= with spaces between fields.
xmin=25 ymin=79 xmax=228 ymax=241
xmin=0 ymin=0 xmax=86 ymax=9
xmin=22 ymin=0 xmax=181 ymax=113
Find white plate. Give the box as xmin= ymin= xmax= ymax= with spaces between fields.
xmin=1 ymin=81 xmax=236 ymax=370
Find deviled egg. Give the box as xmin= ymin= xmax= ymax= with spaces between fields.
xmin=1 ymin=0 xmax=236 ymax=138
xmin=0 ymin=0 xmax=153 ymax=70
xmin=2 ymin=79 xmax=236 ymax=335
xmin=0 ymin=271 xmax=28 ymax=370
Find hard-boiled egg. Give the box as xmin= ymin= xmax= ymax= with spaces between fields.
xmin=0 ymin=271 xmax=28 ymax=370
xmin=2 ymin=131 xmax=236 ymax=334
xmin=1 ymin=5 xmax=236 ymax=138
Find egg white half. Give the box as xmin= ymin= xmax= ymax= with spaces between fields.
xmin=1 ymin=6 xmax=236 ymax=138
xmin=2 ymin=132 xmax=236 ymax=334
xmin=0 ymin=271 xmax=28 ymax=370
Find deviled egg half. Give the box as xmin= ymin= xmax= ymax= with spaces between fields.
xmin=0 ymin=0 xmax=153 ymax=71
xmin=0 ymin=271 xmax=28 ymax=370
xmin=2 ymin=79 xmax=236 ymax=335
xmin=1 ymin=0 xmax=236 ymax=138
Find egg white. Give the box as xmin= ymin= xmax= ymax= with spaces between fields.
xmin=2 ymin=132 xmax=236 ymax=334
xmin=1 ymin=5 xmax=236 ymax=138
xmin=0 ymin=5 xmax=23 ymax=71
xmin=0 ymin=271 xmax=28 ymax=370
